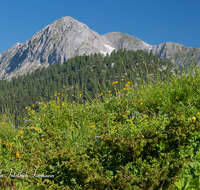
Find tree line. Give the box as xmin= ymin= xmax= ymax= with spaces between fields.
xmin=0 ymin=49 xmax=186 ymax=126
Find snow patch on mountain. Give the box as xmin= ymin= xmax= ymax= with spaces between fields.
xmin=104 ymin=44 xmax=115 ymax=53
xmin=100 ymin=44 xmax=115 ymax=56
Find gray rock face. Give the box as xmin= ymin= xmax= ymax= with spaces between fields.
xmin=0 ymin=16 xmax=199 ymax=81
xmin=102 ymin=32 xmax=200 ymax=70
xmin=102 ymin=32 xmax=152 ymax=51
xmin=146 ymin=42 xmax=200 ymax=70
xmin=0 ymin=16 xmax=115 ymax=80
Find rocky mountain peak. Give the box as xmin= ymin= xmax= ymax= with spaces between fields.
xmin=0 ymin=16 xmax=199 ymax=81
xmin=0 ymin=16 xmax=116 ymax=80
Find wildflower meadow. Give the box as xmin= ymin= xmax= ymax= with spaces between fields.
xmin=1 ymin=49 xmax=200 ymax=189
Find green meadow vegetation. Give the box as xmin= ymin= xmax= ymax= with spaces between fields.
xmin=0 ymin=48 xmax=200 ymax=189
xmin=0 ymin=49 xmax=184 ymax=127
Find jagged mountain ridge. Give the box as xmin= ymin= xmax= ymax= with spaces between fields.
xmin=0 ymin=16 xmax=200 ymax=81
xmin=102 ymin=32 xmax=200 ymax=69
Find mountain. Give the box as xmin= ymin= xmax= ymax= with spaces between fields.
xmin=0 ymin=16 xmax=200 ymax=81
xmin=102 ymin=32 xmax=200 ymax=70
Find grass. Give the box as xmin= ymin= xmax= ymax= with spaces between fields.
xmin=0 ymin=48 xmax=200 ymax=189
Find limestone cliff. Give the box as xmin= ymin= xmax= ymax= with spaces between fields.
xmin=0 ymin=16 xmax=199 ymax=81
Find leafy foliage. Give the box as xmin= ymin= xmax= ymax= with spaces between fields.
xmin=1 ymin=49 xmax=200 ymax=189
xmin=0 ymin=49 xmax=184 ymax=127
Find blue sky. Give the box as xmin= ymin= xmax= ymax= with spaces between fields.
xmin=0 ymin=0 xmax=199 ymax=53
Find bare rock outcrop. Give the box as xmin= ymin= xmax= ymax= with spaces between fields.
xmin=0 ymin=16 xmax=199 ymax=81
